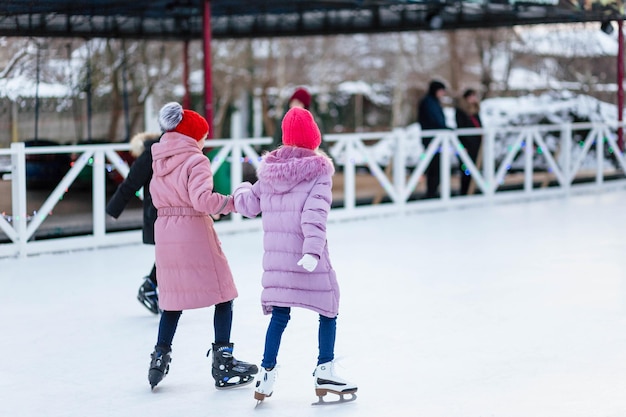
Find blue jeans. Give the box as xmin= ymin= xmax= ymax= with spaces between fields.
xmin=261 ymin=306 xmax=336 ymax=369
xmin=156 ymin=300 xmax=233 ymax=352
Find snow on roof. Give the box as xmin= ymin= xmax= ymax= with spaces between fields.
xmin=480 ymin=91 xmax=617 ymax=127
xmin=513 ymin=24 xmax=617 ymax=57
xmin=337 ymin=80 xmax=390 ymax=105
xmin=0 ymin=74 xmax=72 ymax=100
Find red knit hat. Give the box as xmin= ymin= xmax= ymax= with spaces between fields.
xmin=281 ymin=107 xmax=321 ymax=150
xmin=174 ymin=110 xmax=209 ymax=141
xmin=289 ymin=88 xmax=311 ymax=110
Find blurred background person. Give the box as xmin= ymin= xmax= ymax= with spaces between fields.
xmin=417 ymin=80 xmax=449 ymax=199
xmin=455 ymin=88 xmax=483 ymax=196
xmin=106 ymin=131 xmax=161 ymax=314
xmin=269 ymin=87 xmax=313 ymax=151
xmin=270 ymin=87 xmax=331 ymax=157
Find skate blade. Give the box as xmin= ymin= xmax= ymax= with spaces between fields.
xmin=254 ymin=391 xmax=271 ymax=400
xmin=254 ymin=392 xmax=274 ymax=408
xmin=215 ymin=375 xmax=255 ymax=390
xmin=312 ymin=391 xmax=357 ymax=406
xmin=254 ymin=395 xmax=270 ymax=408
xmin=138 ymin=297 xmax=160 ymax=315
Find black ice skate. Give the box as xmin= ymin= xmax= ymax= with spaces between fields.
xmin=148 ymin=348 xmax=171 ymax=390
xmin=137 ymin=277 xmax=159 ymax=315
xmin=312 ymin=361 xmax=357 ymax=405
xmin=209 ymin=343 xmax=258 ymax=390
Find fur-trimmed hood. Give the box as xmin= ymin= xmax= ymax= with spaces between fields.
xmin=457 ymin=99 xmax=480 ymax=117
xmin=257 ymin=146 xmax=334 ymax=193
xmin=130 ymin=132 xmax=161 ymax=157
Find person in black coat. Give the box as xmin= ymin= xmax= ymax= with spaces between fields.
xmin=106 ymin=131 xmax=161 ymax=314
xmin=418 ymin=80 xmax=449 ymax=198
xmin=455 ymin=88 xmax=483 ymax=196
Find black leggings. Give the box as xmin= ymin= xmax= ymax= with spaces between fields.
xmin=422 ymin=137 xmax=441 ymax=198
xmin=458 ymin=136 xmax=482 ymax=195
xmin=148 ymin=264 xmax=157 ymax=285
xmin=156 ymin=300 xmax=233 ymax=351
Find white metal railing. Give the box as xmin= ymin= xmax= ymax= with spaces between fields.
xmin=1 ymin=121 xmax=625 ymax=258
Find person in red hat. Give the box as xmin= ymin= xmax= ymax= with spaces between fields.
xmin=145 ymin=102 xmax=258 ymax=391
xmin=288 ymin=87 xmax=312 ymax=110
xmin=269 ymin=87 xmax=328 ymax=155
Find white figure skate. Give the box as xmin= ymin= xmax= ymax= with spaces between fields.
xmin=254 ymin=367 xmax=277 ymax=404
xmin=312 ymin=361 xmax=357 ymax=405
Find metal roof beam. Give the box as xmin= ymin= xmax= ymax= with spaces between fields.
xmin=0 ymin=1 xmax=616 ymax=40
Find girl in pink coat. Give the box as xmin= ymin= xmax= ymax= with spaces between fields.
xmin=146 ymin=102 xmax=257 ymax=391
xmin=234 ymin=107 xmax=357 ymax=404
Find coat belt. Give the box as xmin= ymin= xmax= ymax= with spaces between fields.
xmin=157 ymin=207 xmax=204 ymax=216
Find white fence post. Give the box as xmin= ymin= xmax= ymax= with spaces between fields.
xmin=393 ymin=128 xmax=406 ymax=205
xmin=92 ymin=148 xmax=106 ymax=242
xmin=484 ymin=128 xmax=495 ymax=198
xmin=344 ymin=137 xmax=356 ymax=211
xmin=562 ymin=123 xmax=572 ymax=193
xmin=440 ymin=132 xmax=451 ymax=201
xmin=228 ymin=109 xmax=244 ymax=223
xmin=230 ymin=137 xmax=243 ymax=223
xmin=11 ymin=142 xmax=27 ymax=258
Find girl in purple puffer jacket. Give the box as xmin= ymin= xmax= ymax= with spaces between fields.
xmin=234 ymin=107 xmax=357 ymax=404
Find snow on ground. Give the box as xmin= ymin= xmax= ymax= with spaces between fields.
xmin=2 ymin=191 xmax=626 ymax=417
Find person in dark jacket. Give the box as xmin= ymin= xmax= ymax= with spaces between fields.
xmin=418 ymin=80 xmax=449 ymax=198
xmin=455 ymin=88 xmax=483 ymax=195
xmin=106 ymin=131 xmax=161 ymax=314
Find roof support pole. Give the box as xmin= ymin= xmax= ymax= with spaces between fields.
xmin=618 ymin=18 xmax=624 ymax=151
xmin=203 ymin=0 xmax=214 ymax=138
xmin=183 ymin=40 xmax=191 ymax=109
xmin=86 ymin=43 xmax=93 ymax=141
xmin=35 ymin=42 xmax=41 ymax=141
xmin=121 ymin=39 xmax=131 ymax=142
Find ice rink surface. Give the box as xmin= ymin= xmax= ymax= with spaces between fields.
xmin=2 ymin=191 xmax=625 ymax=417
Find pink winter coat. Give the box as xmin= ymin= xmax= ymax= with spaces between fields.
xmin=150 ymin=132 xmax=237 ymax=311
xmin=234 ymin=146 xmax=339 ymax=318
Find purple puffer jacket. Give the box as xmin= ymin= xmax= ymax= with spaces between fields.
xmin=150 ymin=132 xmax=237 ymax=311
xmin=234 ymin=146 xmax=339 ymax=318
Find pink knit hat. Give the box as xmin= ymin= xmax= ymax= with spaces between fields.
xmin=281 ymin=107 xmax=321 ymax=150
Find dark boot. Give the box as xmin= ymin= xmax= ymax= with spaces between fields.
xmin=209 ymin=342 xmax=258 ymax=389
xmin=137 ymin=277 xmax=159 ymax=315
xmin=148 ymin=347 xmax=171 ymax=390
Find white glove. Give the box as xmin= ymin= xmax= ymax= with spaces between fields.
xmin=297 ymin=254 xmax=318 ymax=272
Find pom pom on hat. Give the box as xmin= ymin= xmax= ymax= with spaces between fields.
xmin=289 ymin=88 xmax=311 ymax=110
xmin=159 ymin=102 xmax=183 ymax=132
xmin=281 ymin=107 xmax=321 ymax=150
xmin=158 ymin=102 xmax=209 ymax=142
